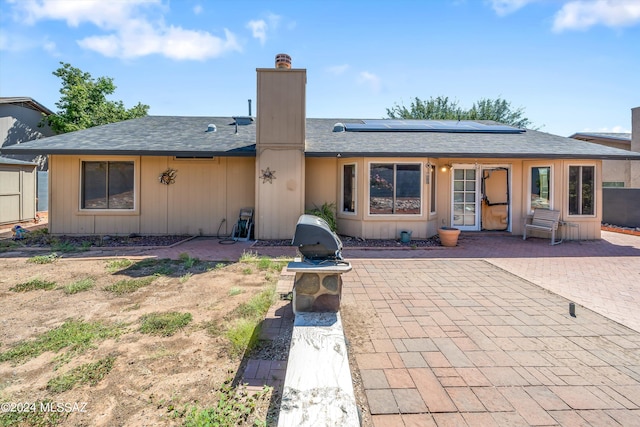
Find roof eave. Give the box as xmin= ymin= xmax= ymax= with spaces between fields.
xmin=304 ymin=151 xmax=640 ymax=160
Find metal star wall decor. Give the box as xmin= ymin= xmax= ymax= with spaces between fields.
xmin=260 ymin=167 xmax=276 ymax=184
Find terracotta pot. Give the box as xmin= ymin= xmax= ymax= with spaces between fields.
xmin=438 ymin=227 xmax=460 ymax=247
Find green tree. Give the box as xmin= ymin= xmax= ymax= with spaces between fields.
xmin=43 ymin=62 xmax=149 ymax=134
xmin=387 ymin=96 xmax=533 ymax=128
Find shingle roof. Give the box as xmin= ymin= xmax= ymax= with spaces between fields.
xmin=2 ymin=116 xmax=639 ymax=160
xmin=569 ymin=132 xmax=632 ymax=143
xmin=0 ymin=156 xmax=37 ymax=166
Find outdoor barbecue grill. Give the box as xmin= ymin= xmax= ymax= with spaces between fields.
xmin=291 ymin=214 xmax=343 ymax=262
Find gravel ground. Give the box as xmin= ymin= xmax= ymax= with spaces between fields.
xmin=253 ymin=235 xmax=441 ymax=248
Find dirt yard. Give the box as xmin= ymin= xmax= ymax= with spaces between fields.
xmin=0 ymin=253 xmax=284 ymax=426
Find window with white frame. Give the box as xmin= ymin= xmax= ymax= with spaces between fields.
xmin=429 ymin=165 xmax=436 ymax=214
xmin=530 ymin=166 xmax=551 ymax=210
xmin=369 ymin=163 xmax=421 ymax=215
xmin=342 ymin=164 xmax=356 ymax=213
xmin=568 ymin=165 xmax=595 ymax=215
xmin=81 ymin=161 xmax=135 ymax=209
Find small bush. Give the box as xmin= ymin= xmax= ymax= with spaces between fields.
xmin=185 ymin=380 xmax=270 ymax=427
xmin=228 ymin=287 xmax=243 ymax=296
xmin=47 ymin=356 xmax=116 ymax=393
xmin=10 ymin=278 xmax=56 ymax=292
xmin=27 ymin=253 xmax=59 ymax=264
xmin=63 ymin=277 xmax=95 ymax=295
xmin=179 ymin=252 xmax=198 ymax=268
xmin=106 ymin=258 xmax=133 ymax=272
xmin=104 ymin=277 xmax=155 ymax=295
xmin=0 ymin=319 xmax=123 ymax=365
xmin=305 ymin=202 xmax=337 ymax=232
xmin=139 ymin=312 xmax=192 ymax=337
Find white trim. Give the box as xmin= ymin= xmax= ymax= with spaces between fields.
xmin=367 ymin=161 xmax=423 ymax=216
xmin=527 ymin=163 xmax=554 ymax=215
xmin=450 ymin=164 xmax=480 ymax=231
xmin=340 ymin=163 xmax=357 ymax=216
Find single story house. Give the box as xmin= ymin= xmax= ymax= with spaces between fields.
xmin=0 ymin=97 xmax=54 ymax=170
xmin=3 ymin=58 xmax=640 ymax=240
xmin=0 ymin=157 xmax=37 ymax=225
xmin=570 ymin=108 xmax=640 ymax=189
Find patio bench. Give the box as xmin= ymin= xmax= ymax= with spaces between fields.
xmin=523 ymin=208 xmax=562 ymax=245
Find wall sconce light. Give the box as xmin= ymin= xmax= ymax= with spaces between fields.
xmin=425 ymin=161 xmax=434 ymax=169
xmin=441 ymin=164 xmax=452 ymax=172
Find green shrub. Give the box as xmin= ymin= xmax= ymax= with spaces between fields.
xmin=0 ymin=319 xmax=123 ymax=365
xmin=10 ymin=278 xmax=56 ymax=292
xmin=305 ymin=202 xmax=337 ymax=232
xmin=63 ymin=277 xmax=95 ymax=294
xmin=47 ymin=356 xmax=116 ymax=393
xmin=27 ymin=253 xmax=59 ymax=264
xmin=104 ymin=276 xmax=155 ymax=295
xmin=139 ymin=312 xmax=192 ymax=337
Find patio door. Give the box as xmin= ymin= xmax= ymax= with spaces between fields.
xmin=451 ymin=166 xmax=480 ymax=231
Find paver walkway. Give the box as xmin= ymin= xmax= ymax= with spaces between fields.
xmin=342 ymin=258 xmax=640 ymax=426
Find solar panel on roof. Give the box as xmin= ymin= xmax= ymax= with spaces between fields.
xmin=341 ymin=119 xmax=524 ymax=134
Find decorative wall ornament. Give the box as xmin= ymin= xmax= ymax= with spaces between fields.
xmin=260 ymin=167 xmax=276 ymax=184
xmin=159 ymin=168 xmax=178 ymax=185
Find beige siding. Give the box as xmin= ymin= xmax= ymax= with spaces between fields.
xmin=226 ymin=158 xmax=256 ymax=236
xmin=140 ymin=157 xmax=169 ymax=234
xmin=305 ymin=158 xmax=337 ymax=210
xmin=256 ymin=69 xmax=306 ymax=147
xmin=255 ymin=149 xmax=304 ymax=239
xmin=48 ymin=155 xmax=254 ymax=236
xmin=0 ymin=164 xmax=37 ymax=224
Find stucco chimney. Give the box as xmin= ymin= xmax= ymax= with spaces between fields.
xmin=631 ymin=107 xmax=640 ymax=187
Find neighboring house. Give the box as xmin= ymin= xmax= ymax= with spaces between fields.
xmin=571 ymin=107 xmax=640 ymax=228
xmin=0 ymin=97 xmax=54 ymax=170
xmin=3 ymin=58 xmax=640 ymax=240
xmin=0 ymin=157 xmax=37 ymax=225
xmin=569 ymin=132 xmax=633 ymax=188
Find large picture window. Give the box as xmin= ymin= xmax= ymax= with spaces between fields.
xmin=369 ymin=163 xmax=421 ymax=215
xmin=568 ymin=165 xmax=594 ymax=215
xmin=530 ymin=166 xmax=551 ymax=210
xmin=82 ymin=161 xmax=135 ymax=210
xmin=342 ymin=164 xmax=356 ymax=213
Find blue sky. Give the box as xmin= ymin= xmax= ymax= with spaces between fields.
xmin=1 ymin=0 xmax=639 ymax=137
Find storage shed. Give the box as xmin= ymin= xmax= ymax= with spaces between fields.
xmin=0 ymin=157 xmax=37 ymax=225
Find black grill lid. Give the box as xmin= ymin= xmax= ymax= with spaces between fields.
xmin=292 ymin=214 xmax=343 ymax=260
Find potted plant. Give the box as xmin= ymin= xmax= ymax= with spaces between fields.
xmin=438 ymin=226 xmax=460 ymax=247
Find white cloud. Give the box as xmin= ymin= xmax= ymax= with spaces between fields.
xmin=357 ymin=71 xmax=381 ymax=93
xmin=247 ymin=19 xmax=268 ymax=45
xmin=553 ymin=0 xmax=640 ymax=31
xmin=327 ymin=64 xmax=350 ymax=75
xmin=246 ymin=14 xmax=282 ymax=46
xmin=489 ymin=0 xmax=537 ymax=16
xmin=8 ymin=0 xmax=241 ymax=60
xmin=193 ymin=5 xmax=203 ymax=15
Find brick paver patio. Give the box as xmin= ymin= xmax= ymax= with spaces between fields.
xmin=341 ymin=255 xmax=640 ymax=426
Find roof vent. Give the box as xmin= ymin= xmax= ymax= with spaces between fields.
xmin=275 ymin=53 xmax=291 ymax=69
xmin=333 ymin=122 xmax=346 ymax=132
xmin=206 ymin=124 xmax=217 ymax=132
